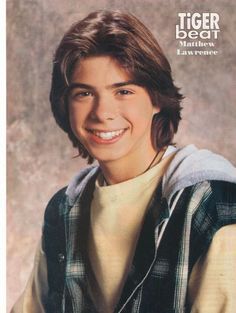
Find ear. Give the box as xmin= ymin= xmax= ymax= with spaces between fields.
xmin=152 ymin=106 xmax=160 ymax=114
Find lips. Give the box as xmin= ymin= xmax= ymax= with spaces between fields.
xmin=86 ymin=128 xmax=127 ymax=142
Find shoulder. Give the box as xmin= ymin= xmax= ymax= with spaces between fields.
xmin=190 ymin=180 xmax=236 ymax=226
xmin=43 ymin=165 xmax=100 ymax=225
xmin=66 ymin=165 xmax=99 ymax=205
xmin=188 ymin=181 xmax=236 ymax=269
xmin=184 ymin=180 xmax=236 ymax=236
xmin=44 ymin=186 xmax=68 ymax=226
xmin=210 ymin=180 xmax=236 ymax=203
xmin=210 ymin=181 xmax=236 ymax=227
xmin=188 ymin=180 xmax=236 ymax=210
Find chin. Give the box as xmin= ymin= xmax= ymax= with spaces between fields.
xmin=92 ymin=155 xmax=120 ymax=164
xmin=89 ymin=149 xmax=127 ymax=164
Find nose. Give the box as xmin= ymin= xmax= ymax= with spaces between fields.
xmin=90 ymin=95 xmax=117 ymax=121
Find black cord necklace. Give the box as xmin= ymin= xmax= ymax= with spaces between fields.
xmin=142 ymin=150 xmax=161 ymax=174
xmin=102 ymin=149 xmax=163 ymax=186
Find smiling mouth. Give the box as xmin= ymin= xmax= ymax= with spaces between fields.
xmin=87 ymin=128 xmax=127 ymax=140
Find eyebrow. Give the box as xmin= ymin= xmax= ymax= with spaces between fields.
xmin=67 ymin=80 xmax=139 ymax=92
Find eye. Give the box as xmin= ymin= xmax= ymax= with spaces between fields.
xmin=117 ymin=89 xmax=134 ymax=96
xmin=76 ymin=91 xmax=93 ymax=97
xmin=70 ymin=90 xmax=93 ymax=101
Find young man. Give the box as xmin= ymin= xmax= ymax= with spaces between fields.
xmin=12 ymin=10 xmax=236 ymax=313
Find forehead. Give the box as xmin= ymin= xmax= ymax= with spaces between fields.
xmin=71 ymin=55 xmax=133 ymax=84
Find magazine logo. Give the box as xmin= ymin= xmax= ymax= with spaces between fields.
xmin=176 ymin=13 xmax=220 ymax=56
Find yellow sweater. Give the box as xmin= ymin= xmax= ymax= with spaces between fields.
xmin=88 ymin=153 xmax=174 ymax=312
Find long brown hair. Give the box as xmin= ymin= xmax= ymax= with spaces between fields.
xmin=50 ymin=10 xmax=183 ymax=163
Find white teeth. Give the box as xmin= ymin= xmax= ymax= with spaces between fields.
xmin=91 ymin=129 xmax=124 ymax=140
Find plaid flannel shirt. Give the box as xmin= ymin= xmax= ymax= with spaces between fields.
xmin=43 ymin=166 xmax=236 ymax=313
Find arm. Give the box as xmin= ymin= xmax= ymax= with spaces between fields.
xmin=11 ymin=239 xmax=48 ymax=313
xmin=188 ymin=224 xmax=236 ymax=313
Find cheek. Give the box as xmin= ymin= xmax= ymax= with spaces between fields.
xmin=69 ymin=110 xmax=88 ymax=145
xmin=69 ymin=108 xmax=78 ymax=128
xmin=124 ymin=102 xmax=154 ymax=125
xmin=68 ymin=111 xmax=84 ymax=140
xmin=69 ymin=105 xmax=86 ymax=127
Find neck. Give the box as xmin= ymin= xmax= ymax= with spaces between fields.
xmin=99 ymin=147 xmax=164 ymax=185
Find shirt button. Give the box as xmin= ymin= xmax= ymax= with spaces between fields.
xmin=58 ymin=253 xmax=65 ymax=263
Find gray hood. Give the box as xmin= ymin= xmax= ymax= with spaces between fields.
xmin=66 ymin=145 xmax=236 ymax=206
xmin=162 ymin=145 xmax=236 ymax=205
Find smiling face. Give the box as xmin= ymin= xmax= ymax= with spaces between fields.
xmin=68 ymin=56 xmax=159 ymax=167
